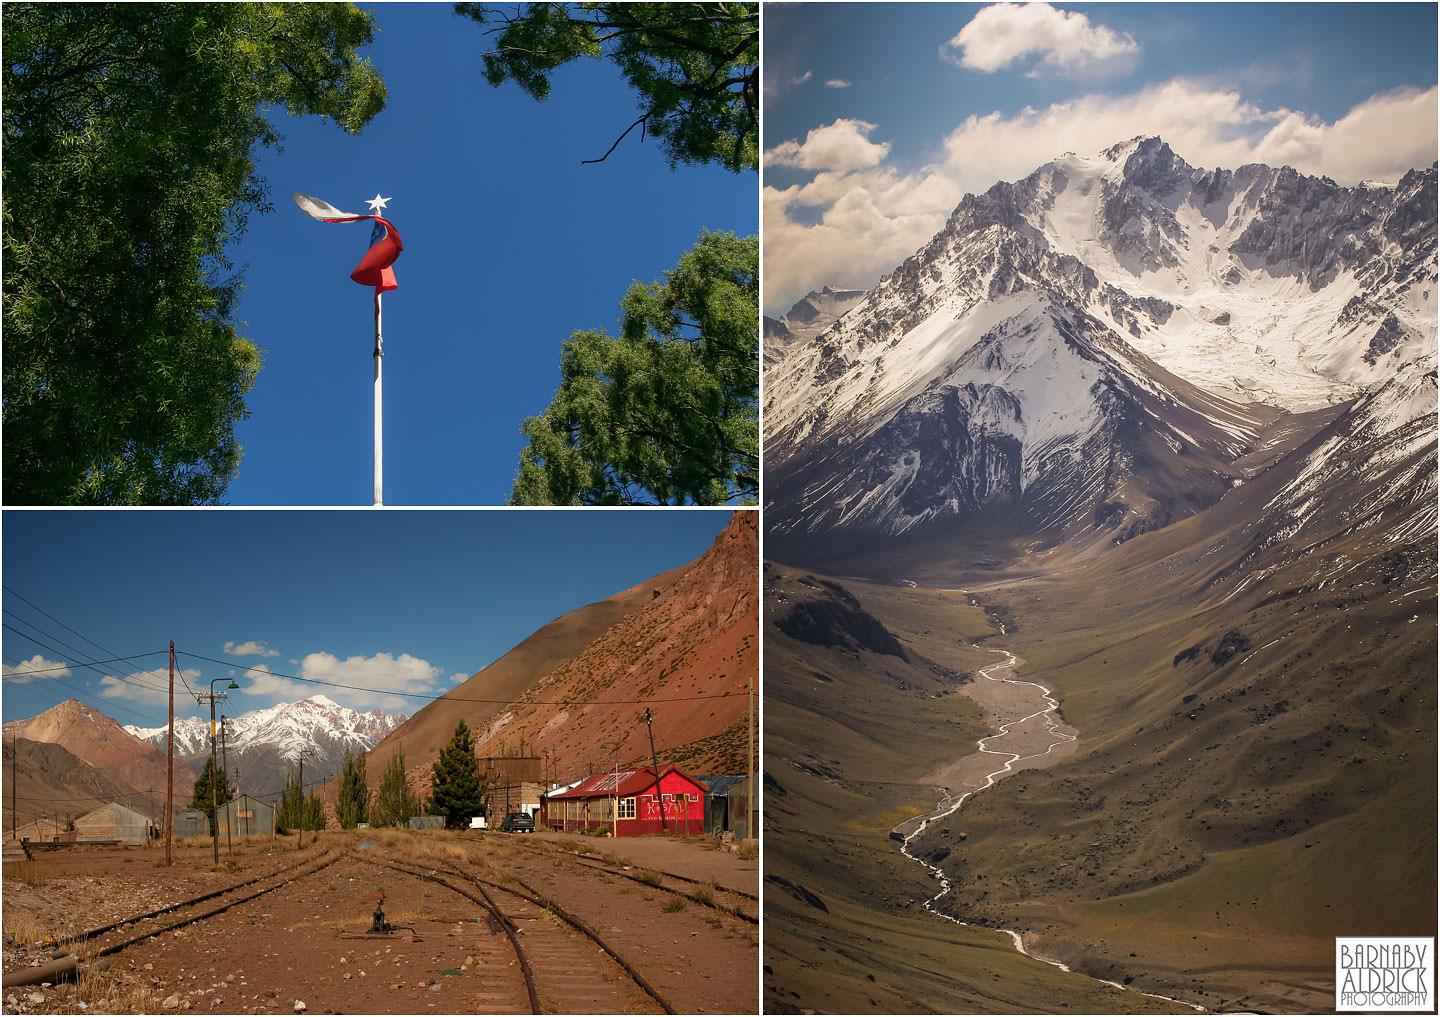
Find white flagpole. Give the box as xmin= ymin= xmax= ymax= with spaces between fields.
xmin=373 ymin=291 xmax=384 ymax=507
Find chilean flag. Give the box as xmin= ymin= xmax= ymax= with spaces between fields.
xmin=293 ymin=192 xmax=403 ymax=293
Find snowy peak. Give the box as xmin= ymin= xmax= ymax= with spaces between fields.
xmin=765 ymin=138 xmax=1435 ymax=551
xmin=125 ymin=696 xmax=407 ymax=764
xmin=765 ymin=286 xmax=867 ymax=367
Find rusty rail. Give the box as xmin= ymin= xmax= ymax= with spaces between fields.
xmin=562 ymin=852 xmax=759 ymax=922
xmin=464 ymin=867 xmax=678 ymax=1015
xmin=356 ymin=855 xmax=541 ymax=1014
xmin=79 ymin=850 xmax=343 ymax=959
xmin=71 ymin=850 xmax=332 ymax=944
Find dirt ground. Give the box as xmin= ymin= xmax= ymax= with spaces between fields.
xmin=2 ymin=830 xmax=758 ymax=1015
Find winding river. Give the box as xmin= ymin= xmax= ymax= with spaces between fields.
xmin=893 ymin=641 xmax=1205 ymax=1012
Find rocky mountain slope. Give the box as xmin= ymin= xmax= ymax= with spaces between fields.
xmin=764 ymin=285 xmax=866 ymax=367
xmin=765 ymin=137 xmax=1435 ymax=556
xmin=125 ymin=696 xmax=407 ymax=801
xmin=364 ymin=511 xmax=757 ymax=800
xmin=4 ymin=699 xmax=196 ymax=822
xmin=2 ymin=736 xmax=157 ymax=830
xmin=763 ymin=137 xmax=1436 ymax=1011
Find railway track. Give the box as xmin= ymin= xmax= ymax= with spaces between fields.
xmin=68 ymin=850 xmax=346 ymax=960
xmin=559 ymin=850 xmax=758 ymax=924
xmin=361 ymin=855 xmax=675 ymax=1015
xmin=8 ymin=840 xmax=750 ymax=1013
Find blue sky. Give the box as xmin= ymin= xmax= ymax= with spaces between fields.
xmin=1 ymin=508 xmax=740 ymax=729
xmin=224 ymin=3 xmax=756 ymax=505
xmin=763 ymin=2 xmax=1438 ymax=314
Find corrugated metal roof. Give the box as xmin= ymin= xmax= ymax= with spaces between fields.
xmin=547 ymin=766 xmax=709 ymax=800
xmin=692 ymin=774 xmax=746 ymax=796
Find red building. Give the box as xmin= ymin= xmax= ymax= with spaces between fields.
xmin=542 ymin=766 xmax=708 ymax=836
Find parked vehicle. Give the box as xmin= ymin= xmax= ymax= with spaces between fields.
xmin=499 ymin=812 xmax=535 ymax=833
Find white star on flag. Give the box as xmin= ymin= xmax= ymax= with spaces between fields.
xmin=366 ymin=194 xmax=391 ymax=213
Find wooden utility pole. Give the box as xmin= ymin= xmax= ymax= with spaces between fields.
xmin=643 ymin=708 xmax=666 ymax=833
xmin=748 ymin=666 xmax=755 ymax=842
xmin=11 ymin=728 xmax=18 ymax=841
xmin=165 ymin=641 xmax=174 ymax=867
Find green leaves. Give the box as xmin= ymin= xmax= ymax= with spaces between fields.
xmin=336 ymin=748 xmax=369 ymax=829
xmin=456 ymin=2 xmax=757 ymax=172
xmin=511 ymin=230 xmax=757 ymax=505
xmin=3 ymin=3 xmax=387 ymax=503
xmin=189 ymin=755 xmax=234 ymax=829
xmin=372 ymin=745 xmax=419 ymax=827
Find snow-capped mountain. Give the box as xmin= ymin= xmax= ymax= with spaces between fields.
xmin=125 ymin=695 xmax=407 ymax=795
xmin=765 ymin=137 xmax=1436 ymax=550
xmin=764 ymin=285 xmax=866 ymax=367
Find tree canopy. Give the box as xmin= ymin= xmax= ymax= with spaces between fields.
xmin=428 ymin=720 xmax=485 ymax=829
xmin=3 ymin=3 xmax=387 ymax=504
xmin=511 ymin=229 xmax=758 ymax=505
xmin=455 ymin=2 xmax=757 ymax=172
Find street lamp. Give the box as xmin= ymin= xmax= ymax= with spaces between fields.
xmin=200 ymin=678 xmax=239 ymax=865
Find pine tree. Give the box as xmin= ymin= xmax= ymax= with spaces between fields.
xmin=429 ymin=720 xmax=486 ymax=829
xmin=189 ymin=756 xmax=234 ymax=830
xmin=372 ymin=746 xmax=419 ymax=827
xmin=336 ymin=748 xmax=370 ymax=829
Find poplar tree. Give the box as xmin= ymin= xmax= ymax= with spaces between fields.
xmin=428 ymin=720 xmax=485 ymax=828
xmin=372 ymin=745 xmax=419 ymax=827
xmin=336 ymin=748 xmax=370 ymax=829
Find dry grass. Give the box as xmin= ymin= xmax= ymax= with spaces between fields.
xmin=3 ymin=909 xmax=50 ymax=947
xmin=66 ymin=960 xmax=167 ymax=1013
xmin=10 ymin=859 xmax=47 ymax=887
xmin=662 ymin=897 xmax=685 ymax=913
xmin=635 ymin=868 xmax=664 ymax=887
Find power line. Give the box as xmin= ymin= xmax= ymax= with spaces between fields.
xmin=2 ymin=585 xmax=183 ymax=700
xmin=3 ymin=585 xmax=119 ymax=662
xmin=2 ymin=656 xmax=166 ymax=728
xmin=0 ymin=627 xmax=170 ymax=694
xmin=2 ymin=608 xmax=112 ymax=673
xmin=176 ymin=649 xmax=750 ymax=707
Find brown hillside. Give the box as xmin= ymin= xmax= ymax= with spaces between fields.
xmin=365 ymin=511 xmax=757 ymax=798
xmin=3 ymin=700 xmax=196 ymax=819
xmin=1 ymin=736 xmax=154 ymax=832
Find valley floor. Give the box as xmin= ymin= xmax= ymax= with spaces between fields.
xmin=764 ymin=546 xmax=1436 ymax=1014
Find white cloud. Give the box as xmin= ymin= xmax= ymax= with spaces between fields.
xmin=2 ymin=655 xmax=70 ymax=682
xmin=764 ymin=67 xmax=813 ymax=107
xmin=99 ymin=667 xmax=194 ymax=707
xmin=223 ymin=640 xmax=280 ymax=658
xmin=764 ymin=83 xmax=1438 ymax=315
xmin=942 ymin=2 xmax=1139 ymax=77
xmin=766 ymin=118 xmax=891 ymax=173
xmin=227 ymin=663 xmax=312 ymax=703
xmin=450 ymin=672 xmax=470 ymax=685
xmin=826 ymin=79 xmax=851 ymax=89
xmin=296 ymin=651 xmax=443 ymax=711
xmin=765 ymin=168 xmax=962 ymax=314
